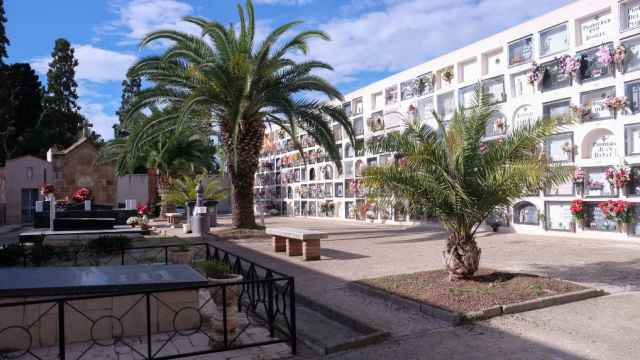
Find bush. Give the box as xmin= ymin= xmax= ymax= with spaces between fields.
xmin=88 ymin=235 xmax=132 ymax=255
xmin=194 ymin=260 xmax=234 ymax=278
xmin=0 ymin=244 xmax=26 ymax=267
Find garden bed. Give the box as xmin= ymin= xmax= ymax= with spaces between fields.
xmin=351 ymin=269 xmax=605 ymax=324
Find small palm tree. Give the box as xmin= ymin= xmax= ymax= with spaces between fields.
xmin=363 ymin=89 xmax=572 ymax=280
xmin=162 ymin=174 xmax=228 ymax=206
xmin=125 ymin=0 xmax=354 ymax=228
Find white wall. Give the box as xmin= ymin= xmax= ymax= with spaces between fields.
xmin=117 ymin=175 xmax=149 ymax=206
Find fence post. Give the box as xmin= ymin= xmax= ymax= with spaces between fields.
xmin=164 ymin=247 xmax=169 ymax=264
xmin=222 ymin=285 xmax=228 ymax=348
xmin=267 ymin=276 xmax=275 ymax=337
xmin=121 ymin=249 xmax=125 ymax=266
xmin=289 ymin=278 xmax=297 ymax=355
xmin=146 ymin=294 xmax=152 ymax=359
xmin=206 ymin=244 xmax=211 ymax=260
xmin=58 ymin=300 xmax=65 ymax=360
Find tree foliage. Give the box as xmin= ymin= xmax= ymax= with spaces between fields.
xmin=114 ymin=75 xmax=141 ymax=138
xmin=0 ymin=0 xmax=9 ymax=65
xmin=124 ymin=0 xmax=353 ymax=228
xmin=363 ymin=88 xmax=573 ymax=279
xmin=162 ymin=174 xmax=227 ymax=206
xmin=0 ymin=63 xmax=44 ymax=164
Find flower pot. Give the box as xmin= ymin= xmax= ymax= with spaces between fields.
xmin=169 ymin=249 xmax=193 ymax=264
xmin=208 ymin=274 xmax=243 ymax=336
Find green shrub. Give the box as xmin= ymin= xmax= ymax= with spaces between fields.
xmin=0 ymin=244 xmax=26 ymax=267
xmin=88 ymin=235 xmax=132 ymax=255
xmin=195 ymin=260 xmax=234 ymax=278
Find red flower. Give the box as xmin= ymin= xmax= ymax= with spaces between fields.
xmin=137 ymin=203 xmax=151 ymax=216
xmin=72 ymin=188 xmax=92 ymax=202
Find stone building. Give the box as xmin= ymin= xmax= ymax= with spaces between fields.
xmin=48 ymin=137 xmax=117 ymax=206
xmin=0 ymin=155 xmax=53 ymax=224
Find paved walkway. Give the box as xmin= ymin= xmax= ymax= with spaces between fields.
xmin=208 ymin=216 xmax=640 ymax=360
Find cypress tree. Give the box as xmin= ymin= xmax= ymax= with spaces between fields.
xmin=44 ymin=38 xmax=80 ymax=113
xmin=114 ymin=75 xmax=141 ymax=138
xmin=0 ymin=0 xmax=9 ymax=65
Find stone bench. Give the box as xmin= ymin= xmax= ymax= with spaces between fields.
xmin=166 ymin=213 xmax=185 ymax=228
xmin=266 ymin=227 xmax=328 ymax=261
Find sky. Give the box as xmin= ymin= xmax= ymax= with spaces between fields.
xmin=4 ymin=0 xmax=573 ymax=140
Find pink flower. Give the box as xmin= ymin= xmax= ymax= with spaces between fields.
xmin=596 ymin=46 xmax=613 ymax=66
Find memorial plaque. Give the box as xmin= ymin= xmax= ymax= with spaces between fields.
xmin=546 ymin=133 xmax=574 ymax=163
xmin=621 ymin=0 xmax=640 ymax=31
xmin=580 ymin=87 xmax=615 ymax=120
xmin=623 ymin=36 xmax=640 ymax=73
xmin=482 ymin=76 xmax=506 ymax=103
xmin=513 ymin=105 xmax=535 ymax=129
xmin=512 ymin=71 xmax=534 ymax=98
xmin=546 ymin=202 xmax=573 ymax=231
xmin=459 ymin=85 xmax=476 ymax=109
xmin=509 ymin=36 xmax=533 ymax=66
xmin=543 ymin=99 xmax=571 ymax=124
xmin=591 ymin=134 xmax=617 ymax=160
xmin=437 ymin=92 xmax=455 ymax=120
xmin=578 ymin=44 xmax=613 ymax=82
xmin=625 ymin=123 xmax=640 ymax=155
xmin=579 ymin=12 xmax=613 ymax=45
xmin=542 ymin=59 xmax=571 ymax=92
xmin=626 ymin=80 xmax=640 ymax=114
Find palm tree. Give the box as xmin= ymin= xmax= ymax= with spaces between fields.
xmin=125 ymin=0 xmax=354 ymax=228
xmin=162 ymin=174 xmax=228 ymax=206
xmin=363 ymin=89 xmax=572 ymax=280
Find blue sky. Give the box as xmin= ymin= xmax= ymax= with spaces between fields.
xmin=4 ymin=0 xmax=572 ymax=139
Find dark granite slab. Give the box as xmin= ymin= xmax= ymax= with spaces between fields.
xmin=0 ymin=264 xmax=208 ymax=297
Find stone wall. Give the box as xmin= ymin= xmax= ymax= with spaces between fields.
xmin=3 ymin=156 xmax=52 ymax=224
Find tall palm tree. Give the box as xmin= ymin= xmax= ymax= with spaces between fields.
xmin=125 ymin=0 xmax=354 ymax=228
xmin=363 ymin=89 xmax=572 ymax=280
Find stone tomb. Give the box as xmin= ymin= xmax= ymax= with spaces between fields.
xmin=0 ymin=265 xmax=207 ymax=350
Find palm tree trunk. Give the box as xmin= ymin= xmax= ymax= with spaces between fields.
xmin=222 ymin=120 xmax=265 ymax=229
xmin=158 ymin=175 xmax=176 ymax=220
xmin=443 ymin=232 xmax=481 ymax=280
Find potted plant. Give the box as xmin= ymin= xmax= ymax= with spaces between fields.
xmin=169 ymin=244 xmax=193 ymax=264
xmin=441 ymin=66 xmax=454 ymax=83
xmin=137 ymin=203 xmax=151 ymax=230
xmin=197 ymin=260 xmax=243 ymax=336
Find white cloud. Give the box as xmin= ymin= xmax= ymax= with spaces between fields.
xmin=254 ymin=0 xmax=314 ymax=5
xmin=80 ymin=101 xmax=119 ymax=141
xmin=31 ymin=45 xmax=137 ymax=83
xmin=108 ymin=0 xmax=199 ymax=46
xmin=306 ymin=0 xmax=572 ymax=85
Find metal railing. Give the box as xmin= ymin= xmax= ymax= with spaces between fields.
xmin=0 ymin=243 xmax=296 ymax=360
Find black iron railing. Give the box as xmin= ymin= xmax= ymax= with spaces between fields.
xmin=0 ymin=243 xmax=296 ymax=360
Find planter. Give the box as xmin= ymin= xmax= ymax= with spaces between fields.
xmin=182 ymin=223 xmax=191 ymax=234
xmin=208 ymin=274 xmax=244 ymax=335
xmin=169 ymin=250 xmax=193 ymax=264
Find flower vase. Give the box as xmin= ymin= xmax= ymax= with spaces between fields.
xmin=619 ymin=223 xmax=629 ymax=234
xmin=575 ymin=183 xmax=583 ymax=196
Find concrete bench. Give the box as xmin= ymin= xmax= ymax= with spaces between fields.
xmin=166 ymin=213 xmax=184 ymax=228
xmin=266 ymin=227 xmax=328 ymax=261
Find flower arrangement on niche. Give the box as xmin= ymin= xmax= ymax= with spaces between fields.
xmin=527 ymin=62 xmax=543 ymax=86
xmin=557 ymin=54 xmax=581 ymax=79
xmin=72 ymin=187 xmax=92 ymax=202
xmin=606 ymin=166 xmax=632 ymax=190
xmin=603 ymin=96 xmax=628 ymax=113
xmin=574 ymin=168 xmax=586 ymax=184
xmin=613 ymin=44 xmax=626 ymax=72
xmin=570 ymin=104 xmax=592 ymax=122
xmin=441 ymin=66 xmax=454 ymax=83
xmin=570 ymin=199 xmax=586 ymax=228
xmin=367 ymin=113 xmax=385 ymax=132
xmin=597 ymin=200 xmax=634 ymax=231
xmin=596 ymin=46 xmax=613 ymax=67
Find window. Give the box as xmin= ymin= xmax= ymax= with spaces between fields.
xmin=353 ymin=97 xmax=363 ymax=115
xmin=626 ymin=166 xmax=640 ymax=195
xmin=625 ymin=123 xmax=640 ymax=155
xmin=344 ymin=160 xmax=354 ymax=178
xmin=513 ymin=202 xmax=539 ymax=225
xmin=483 ymin=49 xmax=503 ymax=75
xmin=332 ymin=124 xmax=342 ymax=141
xmin=334 ymin=182 xmax=344 ymax=197
xmin=539 ymin=23 xmax=568 ymax=57
xmin=508 ymin=36 xmax=533 ymax=66
xmin=577 ymin=44 xmax=613 ymax=82
xmin=416 ymin=73 xmax=434 ymax=96
xmin=458 ymin=85 xmax=476 ymax=109
xmin=543 ymin=99 xmax=572 ymax=124
xmin=344 ymin=144 xmax=354 ymax=159
xmin=385 ymin=85 xmax=398 ymax=105
xmin=437 ymin=92 xmax=455 ymax=121
xmin=400 ymin=79 xmax=418 ymax=101
xmin=541 ymin=59 xmax=571 ymax=92
xmin=371 ymin=91 xmax=383 ymax=111
xmin=342 ymin=102 xmax=352 ymax=117
xmin=585 ymin=202 xmax=619 ymax=231
xmin=626 ymin=79 xmax=640 ymax=114
xmin=585 ymin=167 xmax=617 ymax=197
xmin=546 ymin=132 xmax=574 ymax=163
xmin=459 ymin=59 xmax=479 ymax=82
xmin=511 ymin=71 xmax=535 ymax=98
xmin=580 ymin=87 xmax=616 ymax=121
xmin=620 ymin=0 xmax=640 ymax=32
xmin=577 ymin=11 xmax=613 ymax=47
xmin=623 ymin=36 xmax=640 ymax=73
xmin=353 ymin=117 xmax=364 ymax=136
xmin=544 ymin=178 xmax=575 ymax=196
xmin=545 ymin=202 xmax=574 ymax=231
xmin=485 ymin=112 xmax=507 ymax=138
xmin=417 ymin=97 xmax=435 ymax=122
xmin=482 ymin=76 xmax=506 ymax=104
